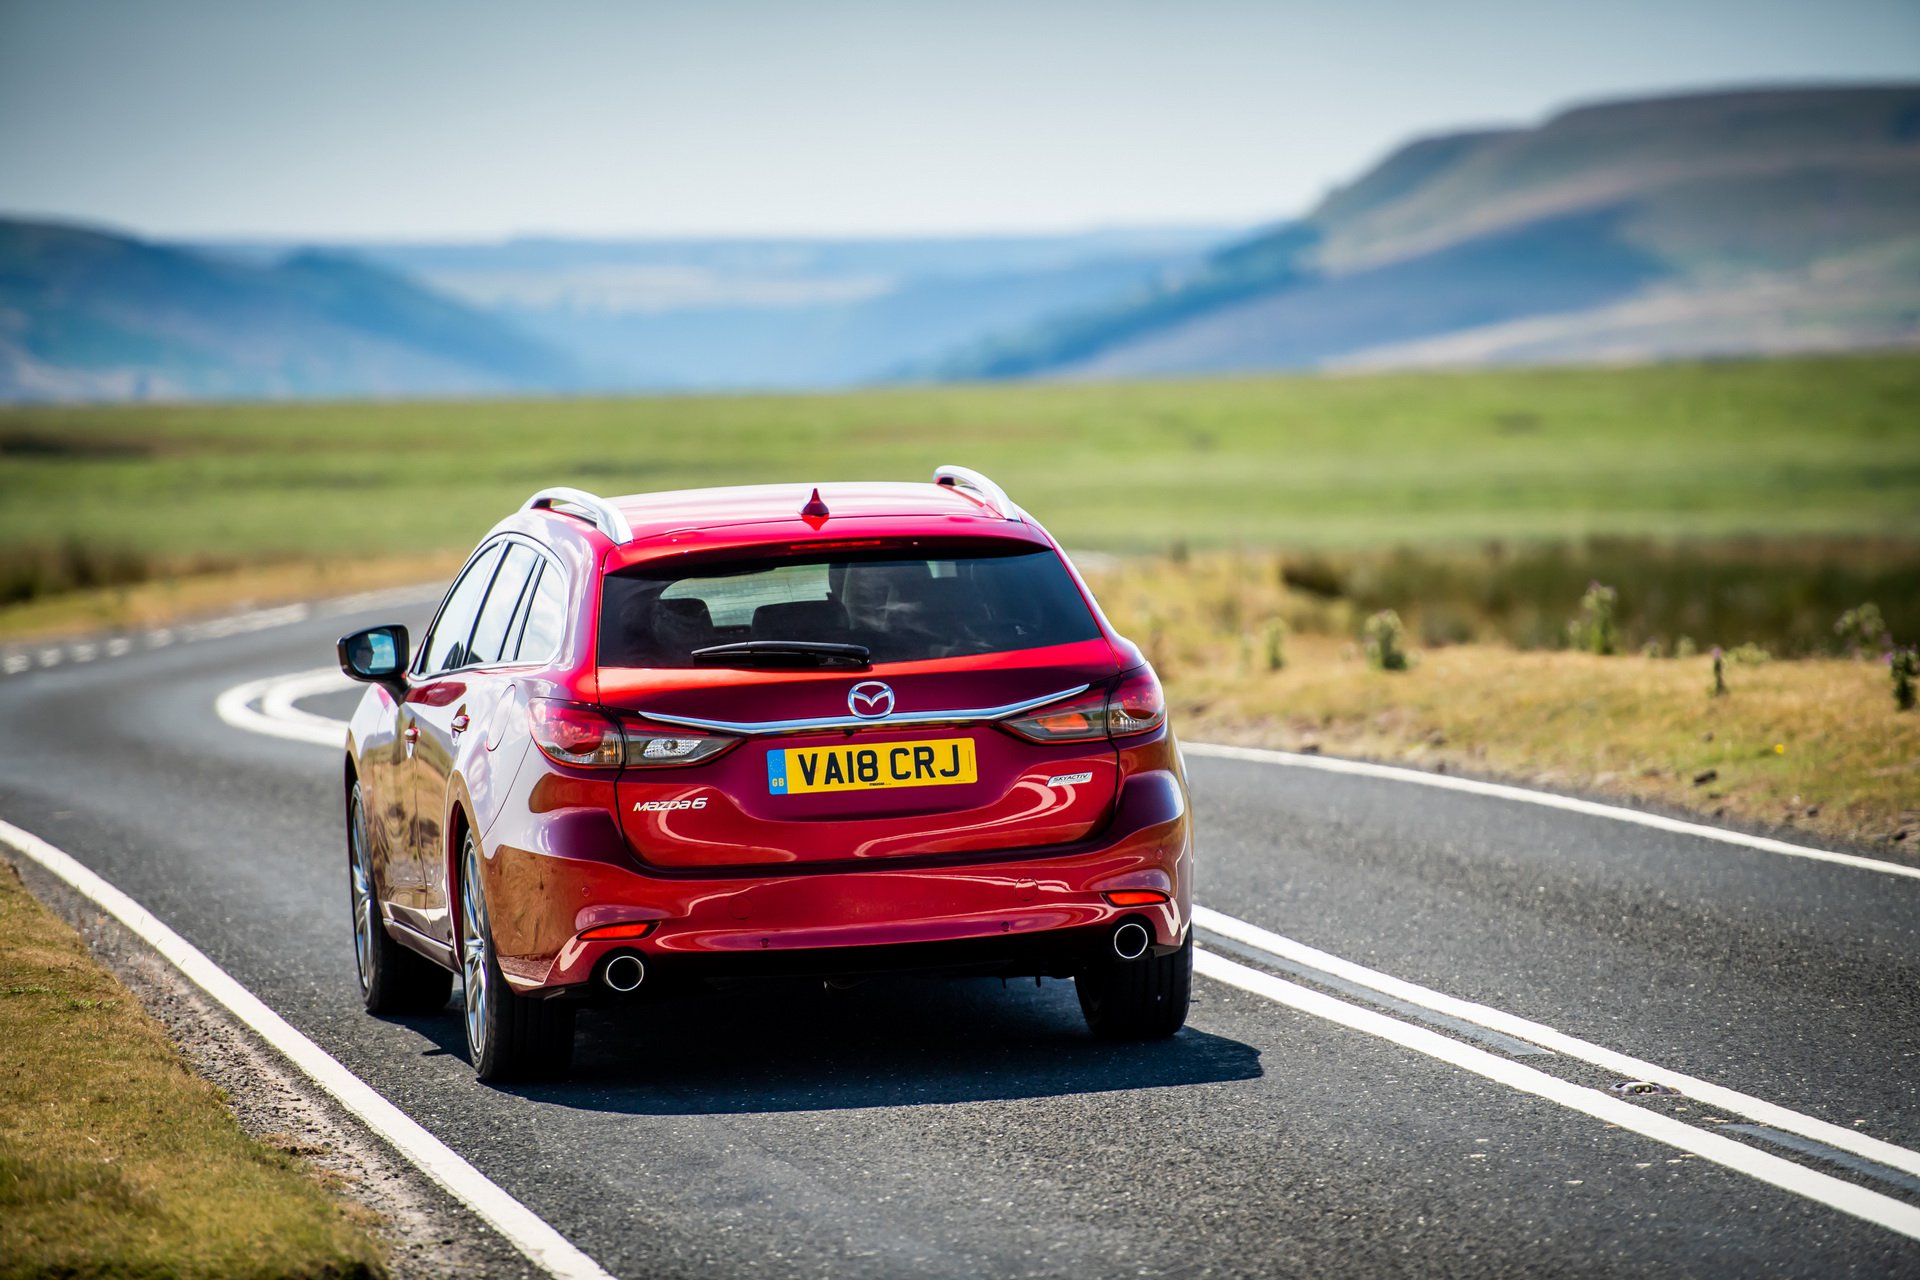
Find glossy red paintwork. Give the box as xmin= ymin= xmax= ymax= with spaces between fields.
xmin=343 ymin=481 xmax=1191 ymax=994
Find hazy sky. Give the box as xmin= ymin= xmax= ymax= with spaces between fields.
xmin=3 ymin=0 xmax=1917 ymax=242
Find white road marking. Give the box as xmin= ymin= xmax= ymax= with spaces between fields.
xmin=1184 ymin=741 xmax=1920 ymax=881
xmin=0 ymin=816 xmax=615 ymax=1280
xmin=214 ymin=669 xmax=351 ymax=747
xmin=3 ymin=583 xmax=440 ymax=682
xmin=1195 ymin=905 xmax=1920 ymax=1181
xmin=1194 ymin=947 xmax=1920 ymax=1241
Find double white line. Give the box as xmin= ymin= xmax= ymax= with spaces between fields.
xmin=1192 ymin=905 xmax=1920 ymax=1239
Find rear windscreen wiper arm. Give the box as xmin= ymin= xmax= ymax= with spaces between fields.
xmin=691 ymin=640 xmax=872 ymax=668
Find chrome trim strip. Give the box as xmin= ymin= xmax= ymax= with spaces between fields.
xmin=524 ymin=486 xmax=633 ymax=544
xmin=637 ymin=682 xmax=1092 ymax=737
xmin=933 ymin=465 xmax=1020 ymax=522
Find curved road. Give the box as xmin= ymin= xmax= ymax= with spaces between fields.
xmin=3 ymin=601 xmax=1918 ymax=1278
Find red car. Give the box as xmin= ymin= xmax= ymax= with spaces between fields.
xmin=337 ymin=467 xmax=1193 ymax=1080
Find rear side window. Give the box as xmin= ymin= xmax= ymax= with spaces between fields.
xmin=468 ymin=543 xmax=539 ymax=665
xmin=420 ymin=543 xmax=504 ymax=676
xmin=515 ymin=561 xmax=568 ymax=662
xmin=599 ymin=545 xmax=1101 ymax=667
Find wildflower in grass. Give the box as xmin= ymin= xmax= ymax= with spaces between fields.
xmin=1567 ymin=581 xmax=1618 ymax=655
xmin=1674 ymin=636 xmax=1698 ymax=659
xmin=1893 ymin=647 xmax=1918 ymax=711
xmin=1710 ymin=646 xmax=1727 ymax=698
xmin=1265 ymin=619 xmax=1286 ymax=672
xmin=1364 ymin=610 xmax=1409 ymax=672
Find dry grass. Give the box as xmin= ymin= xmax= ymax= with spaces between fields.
xmin=0 ymin=860 xmax=386 ymax=1280
xmin=1084 ymin=555 xmax=1920 ymax=852
xmin=0 ymin=551 xmax=463 ymax=643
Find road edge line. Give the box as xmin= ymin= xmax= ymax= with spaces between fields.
xmin=1183 ymin=741 xmax=1920 ymax=881
xmin=1194 ymin=948 xmax=1920 ymax=1242
xmin=0 ymin=816 xmax=614 ymax=1280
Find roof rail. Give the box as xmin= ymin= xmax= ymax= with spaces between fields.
xmin=522 ymin=487 xmax=633 ymax=543
xmin=932 ymin=465 xmax=1020 ymax=521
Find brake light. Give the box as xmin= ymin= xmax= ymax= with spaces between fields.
xmin=529 ymin=699 xmax=625 ymax=767
xmin=1107 ymin=667 xmax=1167 ymax=736
xmin=1002 ymin=668 xmax=1167 ymax=742
xmin=623 ymin=726 xmax=736 ymax=768
xmin=1103 ymin=890 xmax=1171 ymax=906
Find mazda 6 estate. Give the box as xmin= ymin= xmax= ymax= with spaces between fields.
xmin=337 ymin=467 xmax=1193 ymax=1080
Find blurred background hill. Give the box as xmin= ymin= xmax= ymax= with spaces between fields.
xmin=0 ymin=220 xmax=579 ymax=400
xmin=945 ymin=85 xmax=1920 ymax=377
xmin=5 ymin=83 xmax=1915 ymax=402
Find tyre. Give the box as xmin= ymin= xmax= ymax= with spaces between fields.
xmin=459 ymin=831 xmax=575 ymax=1082
xmin=1075 ymin=931 xmax=1192 ymax=1040
xmin=349 ymin=783 xmax=454 ymax=1014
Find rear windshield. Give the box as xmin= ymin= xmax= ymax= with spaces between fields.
xmin=598 ymin=545 xmax=1102 ymax=667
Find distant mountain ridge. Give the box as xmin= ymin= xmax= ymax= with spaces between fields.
xmin=0 ymin=219 xmax=575 ymax=400
xmin=339 ymin=229 xmax=1232 ymax=390
xmin=944 ymin=84 xmax=1920 ymax=378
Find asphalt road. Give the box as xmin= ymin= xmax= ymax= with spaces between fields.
xmin=3 ymin=602 xmax=1918 ymax=1279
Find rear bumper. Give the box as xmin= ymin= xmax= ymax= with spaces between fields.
xmin=481 ymin=764 xmax=1192 ymax=994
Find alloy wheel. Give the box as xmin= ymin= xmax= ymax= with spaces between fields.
xmin=460 ymin=835 xmax=490 ymax=1063
xmin=348 ymin=792 xmax=375 ymax=997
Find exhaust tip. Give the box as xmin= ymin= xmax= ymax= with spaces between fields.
xmin=1111 ymin=921 xmax=1152 ymax=962
xmin=602 ymin=953 xmax=645 ymax=993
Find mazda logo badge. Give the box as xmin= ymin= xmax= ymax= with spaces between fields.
xmin=848 ymin=681 xmax=895 ymax=718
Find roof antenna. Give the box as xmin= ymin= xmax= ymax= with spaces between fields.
xmin=800 ymin=487 xmax=830 ymax=519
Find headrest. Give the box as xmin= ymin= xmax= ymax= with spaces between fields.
xmin=751 ymin=599 xmax=850 ymax=640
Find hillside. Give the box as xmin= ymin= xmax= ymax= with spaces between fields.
xmin=944 ymin=85 xmax=1920 ymax=378
xmin=0 ymin=220 xmax=575 ymax=401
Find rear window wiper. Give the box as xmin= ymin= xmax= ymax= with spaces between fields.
xmin=691 ymin=640 xmax=872 ymax=669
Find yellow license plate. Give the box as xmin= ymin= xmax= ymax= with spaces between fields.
xmin=766 ymin=737 xmax=977 ymax=795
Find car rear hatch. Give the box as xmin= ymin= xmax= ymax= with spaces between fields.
xmin=597 ymin=539 xmax=1125 ymax=871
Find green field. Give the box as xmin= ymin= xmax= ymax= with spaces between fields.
xmin=2 ymin=354 xmax=1916 ymax=567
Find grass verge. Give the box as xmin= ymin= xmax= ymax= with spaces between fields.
xmin=0 ymin=858 xmax=386 ymax=1280
xmin=1084 ymin=557 xmax=1920 ymax=852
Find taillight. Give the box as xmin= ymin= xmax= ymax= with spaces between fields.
xmin=528 ymin=699 xmax=625 ymax=767
xmin=1003 ymin=667 xmax=1167 ymax=742
xmin=1003 ymin=689 xmax=1111 ymax=742
xmin=1107 ymin=667 xmax=1167 ymax=736
xmin=622 ymin=726 xmax=736 ymax=768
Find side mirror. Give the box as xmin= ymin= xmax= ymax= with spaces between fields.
xmin=338 ymin=625 xmax=410 ymax=690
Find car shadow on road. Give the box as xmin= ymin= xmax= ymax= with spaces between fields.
xmin=413 ymin=974 xmax=1261 ymax=1114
